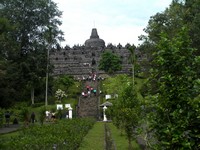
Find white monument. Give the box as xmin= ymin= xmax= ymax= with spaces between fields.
xmin=103 ymin=106 xmax=107 ymax=121
xmin=68 ymin=107 xmax=73 ymax=119
xmin=105 ymin=95 xmax=111 ymax=100
xmin=65 ymin=104 xmax=71 ymax=108
xmin=57 ymin=104 xmax=63 ymax=110
xmin=65 ymin=104 xmax=73 ymax=119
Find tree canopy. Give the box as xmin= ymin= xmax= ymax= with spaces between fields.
xmin=147 ymin=27 xmax=200 ymax=149
xmin=138 ymin=1 xmax=200 ymax=148
xmin=98 ymin=50 xmax=122 ymax=74
xmin=0 ymin=0 xmax=64 ymax=107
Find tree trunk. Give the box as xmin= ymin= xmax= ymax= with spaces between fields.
xmin=128 ymin=138 xmax=133 ymax=150
xmin=31 ymin=88 xmax=34 ymax=105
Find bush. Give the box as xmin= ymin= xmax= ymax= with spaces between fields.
xmin=31 ymin=103 xmax=44 ymax=108
xmin=1 ymin=118 xmax=95 ymax=149
xmin=20 ymin=107 xmax=30 ymax=126
xmin=38 ymin=106 xmax=46 ymax=125
xmin=0 ymin=109 xmax=4 ymax=127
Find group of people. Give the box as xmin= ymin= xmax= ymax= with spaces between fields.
xmin=82 ymin=85 xmax=97 ymax=98
xmin=76 ymin=72 xmax=105 ymax=82
xmin=45 ymin=111 xmax=56 ymax=122
xmin=81 ymin=72 xmax=97 ymax=82
xmin=4 ymin=111 xmax=35 ymax=127
xmin=45 ymin=110 xmax=70 ymax=121
xmin=4 ymin=111 xmax=10 ymax=127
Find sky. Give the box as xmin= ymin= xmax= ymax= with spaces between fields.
xmin=52 ymin=0 xmax=172 ymax=47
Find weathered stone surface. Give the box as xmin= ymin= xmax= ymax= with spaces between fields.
xmin=85 ymin=28 xmax=105 ymax=48
xmin=49 ymin=28 xmax=145 ymax=76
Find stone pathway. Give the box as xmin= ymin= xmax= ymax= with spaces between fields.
xmin=78 ymin=80 xmax=100 ymax=119
xmin=0 ymin=124 xmax=21 ymax=134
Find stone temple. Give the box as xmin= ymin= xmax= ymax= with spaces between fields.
xmin=49 ymin=28 xmax=143 ymax=76
xmin=85 ymin=28 xmax=105 ymax=48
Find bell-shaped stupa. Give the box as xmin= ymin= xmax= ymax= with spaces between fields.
xmin=85 ymin=28 xmax=105 ymax=48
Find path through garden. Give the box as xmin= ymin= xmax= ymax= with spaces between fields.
xmin=77 ymin=79 xmax=100 ymax=119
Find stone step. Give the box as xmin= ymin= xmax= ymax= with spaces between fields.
xmin=78 ymin=80 xmax=99 ymax=119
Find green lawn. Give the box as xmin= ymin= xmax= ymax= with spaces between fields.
xmin=79 ymin=122 xmax=105 ymax=150
xmin=79 ymin=121 xmax=141 ymax=150
xmin=108 ymin=123 xmax=141 ymax=150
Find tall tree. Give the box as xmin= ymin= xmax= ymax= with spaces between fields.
xmin=112 ymin=82 xmax=141 ymax=150
xmin=139 ymin=1 xmax=185 ymax=74
xmin=0 ymin=0 xmax=64 ymax=106
xmin=148 ymin=27 xmax=200 ymax=149
xmin=183 ymin=0 xmax=200 ymax=55
xmin=128 ymin=46 xmax=136 ymax=86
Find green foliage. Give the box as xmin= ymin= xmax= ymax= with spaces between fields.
xmin=79 ymin=122 xmax=105 ymax=150
xmin=55 ymin=89 xmax=67 ymax=103
xmin=138 ymin=3 xmax=200 ymax=148
xmin=20 ymin=107 xmax=30 ymax=126
xmin=1 ymin=118 xmax=95 ymax=149
xmin=102 ymin=75 xmax=144 ymax=144
xmin=0 ymin=108 xmax=4 ymax=127
xmin=38 ymin=106 xmax=46 ymax=125
xmin=184 ymin=0 xmax=200 ymax=55
xmin=147 ymin=27 xmax=200 ymax=149
xmin=99 ymin=50 xmax=122 ymax=74
xmin=102 ymin=74 xmax=131 ymax=96
xmin=139 ymin=1 xmax=200 ymax=77
xmin=0 ymin=0 xmax=64 ymax=107
xmin=111 ymin=82 xmax=141 ymax=149
xmin=56 ymin=108 xmax=62 ymax=120
xmin=54 ymin=75 xmax=75 ymax=92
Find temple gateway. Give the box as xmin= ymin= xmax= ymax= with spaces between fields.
xmin=49 ymin=28 xmax=142 ymax=77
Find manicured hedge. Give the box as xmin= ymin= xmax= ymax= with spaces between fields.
xmin=0 ymin=118 xmax=95 ymax=150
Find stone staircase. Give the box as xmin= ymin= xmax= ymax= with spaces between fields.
xmin=77 ymin=80 xmax=99 ymax=119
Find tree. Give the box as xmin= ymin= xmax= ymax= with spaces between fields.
xmin=99 ymin=50 xmax=122 ymax=74
xmin=183 ymin=0 xmax=200 ymax=55
xmin=55 ymin=89 xmax=67 ymax=103
xmin=0 ymin=0 xmax=64 ymax=106
xmin=53 ymin=75 xmax=75 ymax=92
xmin=147 ymin=27 xmax=200 ymax=149
xmin=128 ymin=46 xmax=136 ymax=86
xmin=140 ymin=0 xmax=200 ymax=62
xmin=112 ymin=83 xmax=141 ymax=150
xmin=138 ymin=1 xmax=185 ymax=78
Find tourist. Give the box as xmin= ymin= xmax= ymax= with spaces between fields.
xmin=88 ymin=90 xmax=91 ymax=97
xmin=82 ymin=92 xmax=85 ymax=97
xmin=88 ymin=76 xmax=92 ymax=81
xmin=31 ymin=112 xmax=35 ymax=123
xmin=45 ymin=110 xmax=49 ymax=121
xmin=90 ymin=87 xmax=93 ymax=92
xmin=13 ymin=117 xmax=18 ymax=125
xmin=51 ymin=112 xmax=56 ymax=121
xmin=84 ymin=92 xmax=88 ymax=98
xmin=5 ymin=111 xmax=10 ymax=127
xmin=86 ymin=85 xmax=90 ymax=91
xmin=93 ymin=89 xmax=97 ymax=96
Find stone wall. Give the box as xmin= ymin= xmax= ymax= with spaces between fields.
xmin=49 ymin=45 xmax=133 ymax=76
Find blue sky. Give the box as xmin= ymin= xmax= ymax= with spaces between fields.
xmin=53 ymin=0 xmax=172 ymax=47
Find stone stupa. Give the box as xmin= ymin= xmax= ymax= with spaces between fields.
xmin=85 ymin=28 xmax=105 ymax=48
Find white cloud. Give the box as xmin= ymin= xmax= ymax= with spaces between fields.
xmin=53 ymin=0 xmax=172 ymax=47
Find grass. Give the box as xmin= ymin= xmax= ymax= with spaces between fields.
xmin=0 ymin=130 xmax=20 ymax=149
xmin=108 ymin=122 xmax=141 ymax=150
xmin=0 ymin=130 xmax=20 ymax=138
xmin=79 ymin=121 xmax=141 ymax=150
xmin=79 ymin=121 xmax=105 ymax=150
